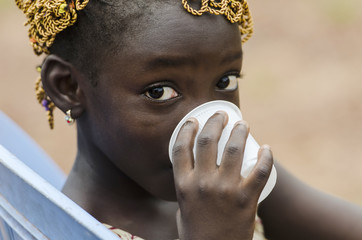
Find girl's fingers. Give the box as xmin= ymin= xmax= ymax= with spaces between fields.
xmin=242 ymin=145 xmax=273 ymax=198
xmin=172 ymin=118 xmax=198 ymax=179
xmin=194 ymin=111 xmax=228 ymax=172
xmin=219 ymin=120 xmax=249 ymax=177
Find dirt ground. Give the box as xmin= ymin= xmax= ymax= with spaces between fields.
xmin=1 ymin=0 xmax=362 ymax=205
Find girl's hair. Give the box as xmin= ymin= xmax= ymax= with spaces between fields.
xmin=16 ymin=0 xmax=253 ymax=129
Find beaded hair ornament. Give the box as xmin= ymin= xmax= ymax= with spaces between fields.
xmin=16 ymin=0 xmax=253 ymax=129
xmin=182 ymin=0 xmax=253 ymax=43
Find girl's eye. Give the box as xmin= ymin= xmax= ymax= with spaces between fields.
xmin=145 ymin=86 xmax=179 ymax=101
xmin=216 ymin=75 xmax=239 ymax=91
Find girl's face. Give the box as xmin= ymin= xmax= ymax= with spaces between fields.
xmin=80 ymin=3 xmax=242 ymax=200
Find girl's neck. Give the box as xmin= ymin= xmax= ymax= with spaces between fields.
xmin=61 ymin=130 xmax=179 ymax=239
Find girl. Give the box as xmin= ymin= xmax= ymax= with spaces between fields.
xmin=15 ymin=0 xmax=362 ymax=239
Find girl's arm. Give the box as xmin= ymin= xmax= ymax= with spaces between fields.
xmin=258 ymin=162 xmax=362 ymax=240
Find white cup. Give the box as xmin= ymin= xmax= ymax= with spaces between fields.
xmin=169 ymin=100 xmax=277 ymax=203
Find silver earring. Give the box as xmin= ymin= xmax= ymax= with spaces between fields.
xmin=65 ymin=109 xmax=75 ymax=125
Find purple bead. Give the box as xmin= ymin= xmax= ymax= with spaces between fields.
xmin=42 ymin=99 xmax=50 ymax=111
xmin=42 ymin=99 xmax=48 ymax=107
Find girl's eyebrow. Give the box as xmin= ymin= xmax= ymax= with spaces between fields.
xmin=145 ymin=51 xmax=242 ymax=71
xmin=145 ymin=56 xmax=196 ymax=70
xmin=220 ymin=50 xmax=243 ymax=65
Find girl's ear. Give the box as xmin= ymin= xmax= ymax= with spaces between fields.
xmin=41 ymin=55 xmax=85 ymax=119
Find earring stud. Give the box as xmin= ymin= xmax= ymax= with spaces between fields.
xmin=65 ymin=109 xmax=75 ymax=125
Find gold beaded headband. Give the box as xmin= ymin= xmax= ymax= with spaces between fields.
xmin=15 ymin=0 xmax=89 ymax=55
xmin=16 ymin=0 xmax=253 ymax=129
xmin=182 ymin=0 xmax=253 ymax=43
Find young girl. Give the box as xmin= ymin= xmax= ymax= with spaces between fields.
xmin=15 ymin=0 xmax=362 ymax=239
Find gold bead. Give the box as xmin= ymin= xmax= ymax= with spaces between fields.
xmin=59 ymin=3 xmax=67 ymax=14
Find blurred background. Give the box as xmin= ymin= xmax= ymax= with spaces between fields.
xmin=1 ymin=0 xmax=362 ymax=204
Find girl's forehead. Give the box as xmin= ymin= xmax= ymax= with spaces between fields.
xmin=100 ymin=4 xmax=242 ymax=81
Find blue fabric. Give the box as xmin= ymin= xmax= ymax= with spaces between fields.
xmin=0 ymin=111 xmax=66 ymax=190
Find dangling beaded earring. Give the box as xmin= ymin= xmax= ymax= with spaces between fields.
xmin=65 ymin=109 xmax=75 ymax=125
xmin=35 ymin=66 xmax=55 ymax=129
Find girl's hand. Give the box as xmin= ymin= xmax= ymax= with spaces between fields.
xmin=172 ymin=112 xmax=273 ymax=240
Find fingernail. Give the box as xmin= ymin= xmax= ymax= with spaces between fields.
xmin=185 ymin=117 xmax=197 ymax=124
xmin=215 ymin=110 xmax=228 ymax=126
xmin=234 ymin=120 xmax=249 ymax=128
xmin=262 ymin=144 xmax=271 ymax=150
xmin=215 ymin=110 xmax=227 ymax=116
